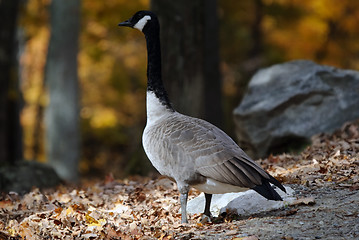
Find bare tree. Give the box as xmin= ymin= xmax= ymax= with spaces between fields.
xmin=151 ymin=0 xmax=222 ymax=127
xmin=45 ymin=0 xmax=81 ymax=182
xmin=0 ymin=0 xmax=22 ymax=165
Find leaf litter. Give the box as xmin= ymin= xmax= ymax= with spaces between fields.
xmin=0 ymin=120 xmax=358 ymax=239
xmin=259 ymin=120 xmax=359 ymax=188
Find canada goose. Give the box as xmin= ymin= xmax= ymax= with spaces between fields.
xmin=118 ymin=10 xmax=286 ymax=224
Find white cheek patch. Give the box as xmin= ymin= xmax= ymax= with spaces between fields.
xmin=134 ymin=15 xmax=152 ymax=31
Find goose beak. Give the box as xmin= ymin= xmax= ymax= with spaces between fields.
xmin=118 ymin=19 xmax=133 ymax=28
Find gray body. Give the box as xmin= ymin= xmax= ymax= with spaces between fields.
xmin=143 ymin=95 xmax=267 ymax=193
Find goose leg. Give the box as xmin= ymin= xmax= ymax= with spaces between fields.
xmin=200 ymin=193 xmax=213 ymax=223
xmin=203 ymin=193 xmax=212 ymax=217
xmin=179 ymin=191 xmax=188 ymax=223
xmin=178 ymin=183 xmax=190 ymax=223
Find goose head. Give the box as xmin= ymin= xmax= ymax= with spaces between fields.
xmin=118 ymin=11 xmax=158 ymax=33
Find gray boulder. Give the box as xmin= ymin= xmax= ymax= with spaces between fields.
xmin=0 ymin=161 xmax=62 ymax=194
xmin=233 ymin=60 xmax=359 ymax=158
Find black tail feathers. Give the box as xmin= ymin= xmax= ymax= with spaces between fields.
xmin=252 ymin=177 xmax=286 ymax=201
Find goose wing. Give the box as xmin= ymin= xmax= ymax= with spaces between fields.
xmin=191 ymin=118 xmax=267 ymax=188
xmin=165 ymin=114 xmax=284 ymax=193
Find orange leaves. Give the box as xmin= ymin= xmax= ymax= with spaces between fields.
xmin=0 ymin=177 xmax=184 ymax=239
xmin=0 ymin=176 xmax=260 ymax=239
xmin=260 ymin=120 xmax=359 ymax=188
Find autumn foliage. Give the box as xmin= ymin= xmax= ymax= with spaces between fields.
xmin=19 ymin=0 xmax=359 ymax=177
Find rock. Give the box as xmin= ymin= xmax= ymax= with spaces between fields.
xmin=187 ymin=186 xmax=295 ymax=217
xmin=0 ymin=160 xmax=62 ymax=194
xmin=233 ymin=60 xmax=359 ymax=158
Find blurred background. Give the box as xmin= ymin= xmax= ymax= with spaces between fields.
xmin=1 ymin=0 xmax=359 ymax=184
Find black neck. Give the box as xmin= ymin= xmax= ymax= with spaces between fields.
xmin=143 ymin=24 xmax=173 ymax=111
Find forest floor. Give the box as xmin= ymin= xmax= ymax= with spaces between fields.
xmin=0 ymin=121 xmax=358 ymax=240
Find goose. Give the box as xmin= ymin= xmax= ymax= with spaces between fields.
xmin=118 ymin=10 xmax=286 ymax=224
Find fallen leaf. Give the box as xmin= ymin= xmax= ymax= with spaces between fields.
xmin=290 ymin=197 xmax=315 ymax=206
xmin=224 ymin=229 xmax=237 ymax=235
xmin=233 ymin=236 xmax=259 ymax=240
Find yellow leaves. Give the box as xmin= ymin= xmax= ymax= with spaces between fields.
xmin=158 ymin=232 xmax=174 ymax=240
xmin=6 ymin=223 xmax=18 ymax=237
xmin=20 ymin=25 xmax=50 ymax=162
xmin=310 ymin=0 xmax=346 ymax=20
xmin=65 ymin=205 xmax=75 ymax=215
xmin=265 ymin=10 xmax=326 ymax=60
xmin=233 ymin=237 xmax=259 ymax=240
xmin=86 ymin=21 xmax=108 ymax=38
xmin=298 ymin=16 xmax=327 ymax=40
xmin=259 ymin=0 xmax=359 ymax=67
xmin=20 ymin=0 xmax=150 ymax=170
xmin=85 ymin=214 xmax=106 ymax=227
xmin=89 ymin=107 xmax=118 ymax=128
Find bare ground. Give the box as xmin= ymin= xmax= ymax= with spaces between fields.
xmin=226 ymin=185 xmax=358 ymax=240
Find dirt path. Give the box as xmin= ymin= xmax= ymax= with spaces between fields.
xmin=172 ymin=184 xmax=359 ymax=240
xmin=237 ymin=185 xmax=358 ymax=240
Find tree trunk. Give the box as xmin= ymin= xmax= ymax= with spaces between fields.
xmin=151 ymin=0 xmax=222 ymax=127
xmin=0 ymin=0 xmax=22 ymax=165
xmin=203 ymin=0 xmax=222 ymax=127
xmin=249 ymin=0 xmax=264 ymax=58
xmin=45 ymin=0 xmax=81 ymax=182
